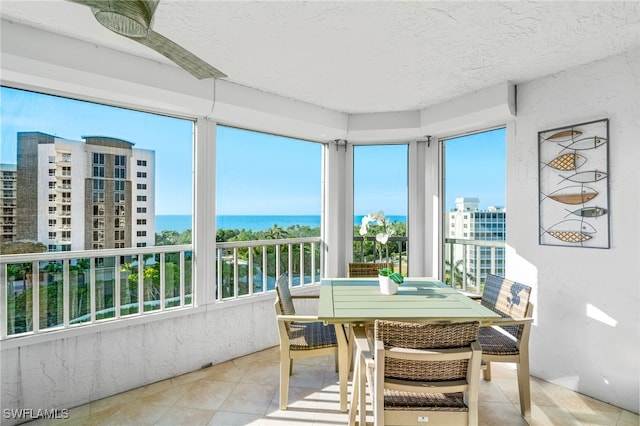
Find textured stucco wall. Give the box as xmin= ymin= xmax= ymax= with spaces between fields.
xmin=0 ymin=292 xmax=296 ymax=426
xmin=507 ymin=47 xmax=640 ymax=413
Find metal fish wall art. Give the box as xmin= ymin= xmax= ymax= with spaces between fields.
xmin=543 ymin=129 xmax=582 ymax=142
xmin=559 ymin=170 xmax=607 ymax=184
xmin=565 ymin=206 xmax=607 ymax=218
xmin=541 ymin=185 xmax=599 ymax=205
xmin=542 ymin=153 xmax=587 ymax=171
xmin=558 ymin=136 xmax=607 ymax=151
xmin=542 ymin=219 xmax=597 ymax=244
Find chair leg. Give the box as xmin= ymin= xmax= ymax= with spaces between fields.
xmin=289 ymin=359 xmax=293 ymax=376
xmin=483 ymin=360 xmax=492 ymax=381
xmin=348 ymin=348 xmax=360 ymax=426
xmin=517 ymin=357 xmax=532 ymax=418
xmin=280 ymin=351 xmax=290 ymax=410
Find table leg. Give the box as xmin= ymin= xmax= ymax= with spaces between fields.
xmin=334 ymin=323 xmax=349 ymax=413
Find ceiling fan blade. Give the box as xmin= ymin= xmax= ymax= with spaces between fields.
xmin=135 ymin=30 xmax=227 ymax=79
xmin=67 ymin=0 xmax=226 ymax=80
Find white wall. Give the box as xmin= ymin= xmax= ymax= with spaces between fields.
xmin=507 ymin=47 xmax=640 ymax=413
xmin=0 ymin=293 xmax=286 ymax=426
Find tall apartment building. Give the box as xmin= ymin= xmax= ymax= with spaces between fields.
xmin=0 ymin=163 xmax=17 ymax=244
xmin=445 ymin=197 xmax=505 ymax=286
xmin=15 ymin=132 xmax=155 ymax=251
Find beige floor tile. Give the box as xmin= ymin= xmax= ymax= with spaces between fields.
xmin=537 ymin=379 xmax=622 ymax=413
xmin=618 ymin=410 xmax=640 ymax=425
xmin=153 ymin=406 xmax=215 ymax=426
xmin=262 ymin=400 xmax=318 ymax=425
xmin=486 ymin=361 xmax=519 ymax=379
xmin=174 ymin=379 xmax=236 ymax=411
xmin=479 ymin=377 xmax=512 ymax=403
xmin=289 ymin=364 xmax=327 ymax=389
xmin=207 ymin=411 xmax=263 ymax=425
xmin=478 ymin=401 xmax=529 ymax=426
xmin=202 ymin=359 xmax=248 ymax=382
xmin=90 ymin=389 xmax=142 ymax=415
xmin=89 ymin=400 xmax=169 ymax=426
xmin=528 ymin=405 xmax=581 ymax=426
xmin=218 ymin=382 xmax=277 ymax=415
xmin=41 ymin=347 xmax=635 ymax=426
xmin=572 ymin=409 xmax=626 ymax=426
xmin=171 ymin=368 xmax=216 ymax=386
xmin=131 ymin=378 xmax=173 ymax=398
xmin=239 ymin=359 xmax=281 ymax=386
xmin=137 ymin=381 xmax=195 ymax=406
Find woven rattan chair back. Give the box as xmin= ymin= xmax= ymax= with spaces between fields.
xmin=359 ymin=320 xmax=482 ymax=425
xmin=375 ymin=320 xmax=480 ymax=382
xmin=348 ymin=262 xmax=393 ymax=278
xmin=481 ymin=274 xmax=532 ymax=339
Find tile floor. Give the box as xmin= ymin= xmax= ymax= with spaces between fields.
xmin=29 ymin=346 xmax=638 ymax=426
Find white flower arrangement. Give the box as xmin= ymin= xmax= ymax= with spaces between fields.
xmin=359 ymin=210 xmax=395 ymax=261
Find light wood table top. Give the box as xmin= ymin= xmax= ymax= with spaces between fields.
xmin=318 ymin=277 xmax=500 ymax=324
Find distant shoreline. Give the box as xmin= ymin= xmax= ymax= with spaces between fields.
xmin=155 ymin=214 xmax=407 ymax=233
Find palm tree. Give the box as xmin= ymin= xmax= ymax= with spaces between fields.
xmin=266 ymin=224 xmax=288 ymax=240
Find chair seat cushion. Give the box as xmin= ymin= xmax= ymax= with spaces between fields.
xmin=384 ymin=390 xmax=468 ymax=411
xmin=478 ymin=326 xmax=519 ymax=355
xmin=289 ymin=321 xmax=337 ymax=350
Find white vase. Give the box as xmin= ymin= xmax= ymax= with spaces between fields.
xmin=378 ymin=275 xmax=398 ymax=295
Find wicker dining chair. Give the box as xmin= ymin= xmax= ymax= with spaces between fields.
xmin=478 ymin=274 xmax=534 ymax=418
xmin=274 ymin=273 xmax=338 ymax=410
xmin=354 ymin=320 xmax=482 ymax=426
xmin=348 ymin=262 xmax=393 ymax=277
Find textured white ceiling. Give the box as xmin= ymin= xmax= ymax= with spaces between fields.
xmin=1 ymin=1 xmax=639 ymax=114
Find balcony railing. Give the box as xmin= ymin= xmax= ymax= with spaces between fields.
xmin=0 ymin=245 xmax=194 ymax=339
xmin=1 ymin=237 xmax=324 ymax=340
xmin=215 ymin=237 xmax=322 ymax=299
xmin=443 ymin=238 xmax=505 ymax=293
xmin=352 ymin=235 xmax=409 ymax=275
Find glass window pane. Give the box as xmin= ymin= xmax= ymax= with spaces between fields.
xmin=1 ymin=86 xmax=194 ymax=254
xmin=443 ymin=128 xmax=506 ymax=292
xmin=215 ymin=125 xmax=322 ymax=297
xmin=94 ymin=257 xmax=115 ymax=320
xmin=353 ymin=145 xmax=408 ymax=271
xmin=69 ymin=258 xmax=90 ymax=324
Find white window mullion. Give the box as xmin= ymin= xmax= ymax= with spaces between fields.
xmin=194 ymin=117 xmax=217 ymax=305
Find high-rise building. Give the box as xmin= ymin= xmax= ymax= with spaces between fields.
xmin=445 ymin=197 xmax=505 ymax=288
xmin=0 ymin=163 xmax=17 ymax=244
xmin=15 ymin=132 xmax=155 ymax=251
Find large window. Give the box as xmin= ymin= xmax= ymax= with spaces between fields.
xmin=442 ymin=127 xmax=506 ymax=292
xmin=215 ymin=125 xmax=322 ymax=295
xmin=0 ymin=86 xmax=194 ymax=253
xmin=353 ymin=145 xmax=408 ymax=272
xmin=1 ymin=86 xmax=195 ymax=335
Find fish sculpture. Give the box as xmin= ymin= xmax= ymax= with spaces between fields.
xmin=542 ymin=219 xmax=596 ymax=244
xmin=543 ymin=153 xmax=587 ymax=171
xmin=541 ymin=185 xmax=599 ymax=205
xmin=543 ymin=129 xmax=582 ymax=142
xmin=558 ymin=136 xmax=607 ymax=151
xmin=565 ymin=206 xmax=607 ymax=218
xmin=559 ymin=170 xmax=607 ymax=184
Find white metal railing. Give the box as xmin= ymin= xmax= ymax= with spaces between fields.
xmin=1 ymin=245 xmax=193 ymax=340
xmin=352 ymin=235 xmax=409 ymax=275
xmin=215 ymin=237 xmax=322 ymax=300
xmin=443 ymin=238 xmax=505 ymax=293
xmin=1 ymin=237 xmax=324 ymax=340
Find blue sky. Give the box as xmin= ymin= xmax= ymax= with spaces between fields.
xmin=1 ymin=86 xmax=505 ymax=216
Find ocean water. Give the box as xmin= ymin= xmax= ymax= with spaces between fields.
xmin=155 ymin=214 xmax=406 ymax=233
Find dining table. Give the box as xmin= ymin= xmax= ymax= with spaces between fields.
xmin=317 ymin=277 xmax=502 ymax=413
